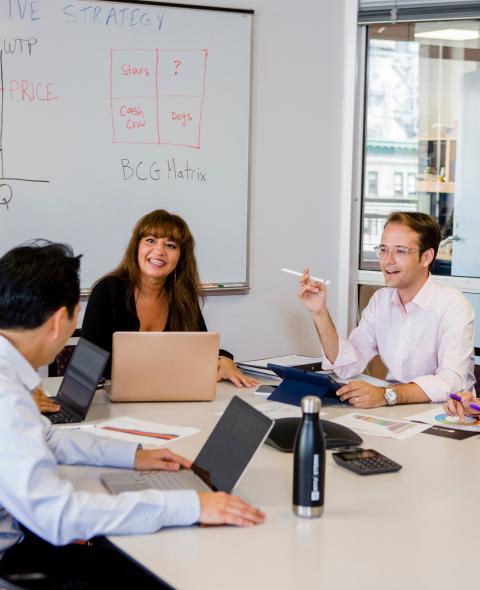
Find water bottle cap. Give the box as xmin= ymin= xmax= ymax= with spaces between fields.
xmin=301 ymin=395 xmax=322 ymax=413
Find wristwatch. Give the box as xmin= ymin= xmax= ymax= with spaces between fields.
xmin=384 ymin=387 xmax=398 ymax=406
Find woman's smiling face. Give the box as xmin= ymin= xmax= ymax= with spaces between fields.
xmin=137 ymin=234 xmax=181 ymax=281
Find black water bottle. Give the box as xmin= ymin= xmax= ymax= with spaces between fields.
xmin=292 ymin=395 xmax=325 ymax=518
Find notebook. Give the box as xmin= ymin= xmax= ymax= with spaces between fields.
xmin=106 ymin=332 xmax=220 ymax=402
xmin=46 ymin=338 xmax=110 ymax=424
xmin=100 ymin=395 xmax=274 ymax=494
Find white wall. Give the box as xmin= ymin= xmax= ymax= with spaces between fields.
xmin=78 ymin=0 xmax=356 ymax=362
xmin=200 ymin=0 xmax=355 ymax=360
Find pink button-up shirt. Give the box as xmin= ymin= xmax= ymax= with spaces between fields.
xmin=322 ymin=276 xmax=475 ymax=402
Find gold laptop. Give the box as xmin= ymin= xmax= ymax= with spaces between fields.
xmin=106 ymin=332 xmax=220 ymax=402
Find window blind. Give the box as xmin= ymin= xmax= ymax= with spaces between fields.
xmin=358 ymin=0 xmax=480 ymax=23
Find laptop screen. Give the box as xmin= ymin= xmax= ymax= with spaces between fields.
xmin=57 ymin=338 xmax=110 ymax=416
xmin=192 ymin=396 xmax=273 ymax=493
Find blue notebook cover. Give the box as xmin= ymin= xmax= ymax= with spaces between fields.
xmin=266 ymin=363 xmax=344 ymax=407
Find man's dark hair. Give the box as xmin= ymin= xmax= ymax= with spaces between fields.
xmin=0 ymin=241 xmax=81 ymax=330
xmin=385 ymin=211 xmax=441 ymax=270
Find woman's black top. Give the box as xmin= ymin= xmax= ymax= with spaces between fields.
xmin=82 ymin=276 xmax=233 ymax=378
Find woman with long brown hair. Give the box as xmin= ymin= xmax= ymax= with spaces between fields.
xmin=82 ymin=209 xmax=256 ymax=386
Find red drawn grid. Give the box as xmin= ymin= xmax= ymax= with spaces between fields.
xmin=110 ymin=48 xmax=208 ymax=148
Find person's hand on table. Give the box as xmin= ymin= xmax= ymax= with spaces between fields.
xmin=198 ymin=492 xmax=265 ymax=527
xmin=217 ymin=357 xmax=258 ymax=387
xmin=134 ymin=448 xmax=192 ymax=471
xmin=32 ymin=386 xmax=60 ymax=414
xmin=444 ymin=392 xmax=480 ymax=423
xmin=298 ymin=267 xmax=328 ymax=315
xmin=337 ymin=381 xmax=386 ymax=408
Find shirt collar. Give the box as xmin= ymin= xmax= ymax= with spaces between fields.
xmin=411 ymin=275 xmax=438 ymax=311
xmin=389 ymin=274 xmax=437 ymax=311
xmin=0 ymin=335 xmax=41 ymax=392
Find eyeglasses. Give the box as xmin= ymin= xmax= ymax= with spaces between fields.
xmin=373 ymin=245 xmax=421 ymax=259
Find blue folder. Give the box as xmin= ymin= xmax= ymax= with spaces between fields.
xmin=266 ymin=363 xmax=344 ymax=407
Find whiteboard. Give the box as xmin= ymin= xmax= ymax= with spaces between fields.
xmin=0 ymin=1 xmax=252 ymax=289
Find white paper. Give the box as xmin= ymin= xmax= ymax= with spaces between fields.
xmin=238 ymin=355 xmax=322 ymax=369
xmin=215 ymin=401 xmax=327 ymax=420
xmin=331 ymin=412 xmax=429 ymax=440
xmin=60 ymin=416 xmax=200 ymax=447
xmin=407 ymin=406 xmax=480 ymax=432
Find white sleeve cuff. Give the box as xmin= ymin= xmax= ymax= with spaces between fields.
xmin=102 ymin=439 xmax=139 ymax=469
xmin=159 ymin=490 xmax=201 ymax=527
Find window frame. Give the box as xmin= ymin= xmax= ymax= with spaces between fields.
xmin=349 ymin=23 xmax=480 ymax=335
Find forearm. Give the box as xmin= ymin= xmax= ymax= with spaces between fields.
xmin=392 ymin=382 xmax=430 ymax=404
xmin=13 ymin=481 xmax=200 ymax=545
xmin=311 ymin=308 xmax=339 ymax=364
xmin=47 ymin=428 xmax=137 ymax=468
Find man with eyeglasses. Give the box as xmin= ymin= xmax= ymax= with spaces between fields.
xmin=299 ymin=211 xmax=475 ymax=408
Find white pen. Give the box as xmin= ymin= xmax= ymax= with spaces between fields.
xmin=281 ymin=267 xmax=331 ymax=285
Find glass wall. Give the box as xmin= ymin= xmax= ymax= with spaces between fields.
xmin=361 ymin=20 xmax=480 ymax=278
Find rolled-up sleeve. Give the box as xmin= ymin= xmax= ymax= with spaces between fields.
xmin=412 ymin=297 xmax=475 ymax=402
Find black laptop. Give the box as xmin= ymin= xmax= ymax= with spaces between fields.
xmin=46 ymin=338 xmax=110 ymax=424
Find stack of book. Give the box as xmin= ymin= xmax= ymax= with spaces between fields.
xmin=237 ymin=355 xmax=323 ymax=379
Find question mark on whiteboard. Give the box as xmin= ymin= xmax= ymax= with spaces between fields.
xmin=173 ymin=59 xmax=181 ymax=76
xmin=0 ymin=184 xmax=13 ymax=210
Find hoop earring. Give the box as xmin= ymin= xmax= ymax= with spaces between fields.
xmin=174 ymin=269 xmax=177 ymax=285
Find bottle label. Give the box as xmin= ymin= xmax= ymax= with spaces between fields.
xmin=311 ymin=454 xmax=320 ymax=501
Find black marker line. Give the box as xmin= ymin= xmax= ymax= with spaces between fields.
xmin=0 ymin=177 xmax=49 ymax=183
xmin=0 ymin=50 xmax=4 ymax=178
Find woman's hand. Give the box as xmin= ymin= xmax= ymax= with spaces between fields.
xmin=444 ymin=392 xmax=480 ymax=423
xmin=32 ymin=387 xmax=60 ymax=414
xmin=217 ymin=357 xmax=258 ymax=387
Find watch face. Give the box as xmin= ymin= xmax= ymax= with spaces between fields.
xmin=385 ymin=389 xmax=397 ymax=405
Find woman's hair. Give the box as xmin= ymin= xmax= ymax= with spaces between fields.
xmin=109 ymin=209 xmax=202 ymax=330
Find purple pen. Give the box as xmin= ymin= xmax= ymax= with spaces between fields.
xmin=449 ymin=393 xmax=480 ymax=412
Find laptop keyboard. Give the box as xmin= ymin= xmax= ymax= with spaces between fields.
xmin=136 ymin=471 xmax=186 ymax=491
xmin=47 ymin=405 xmax=82 ymax=424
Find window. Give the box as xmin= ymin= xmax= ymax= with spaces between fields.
xmin=393 ymin=172 xmax=403 ymax=196
xmin=407 ymin=173 xmax=416 ymax=194
xmin=367 ymin=171 xmax=378 ymax=195
xmin=359 ymin=20 xmax=480 ymax=278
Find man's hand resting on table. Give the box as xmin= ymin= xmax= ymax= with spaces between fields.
xmin=198 ymin=492 xmax=265 ymax=527
xmin=134 ymin=448 xmax=265 ymax=527
xmin=336 ymin=381 xmax=386 ymax=408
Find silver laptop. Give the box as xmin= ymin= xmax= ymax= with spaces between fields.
xmin=106 ymin=332 xmax=220 ymax=402
xmin=101 ymin=396 xmax=274 ymax=494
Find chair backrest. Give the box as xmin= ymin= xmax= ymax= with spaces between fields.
xmin=0 ymin=576 xmax=26 ymax=589
xmin=48 ymin=329 xmax=82 ymax=377
xmin=475 ymin=347 xmax=480 ymax=396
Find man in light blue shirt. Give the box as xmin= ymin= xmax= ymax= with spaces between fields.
xmin=0 ymin=241 xmax=264 ymax=588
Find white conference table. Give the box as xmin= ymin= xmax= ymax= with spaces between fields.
xmin=49 ymin=377 xmax=480 ymax=590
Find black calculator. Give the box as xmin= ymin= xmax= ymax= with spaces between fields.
xmin=332 ymin=448 xmax=402 ymax=475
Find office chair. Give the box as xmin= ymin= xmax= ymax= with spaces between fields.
xmin=475 ymin=347 xmax=480 ymax=395
xmin=48 ymin=330 xmax=82 ymax=377
xmin=0 ymin=577 xmax=26 ymax=589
